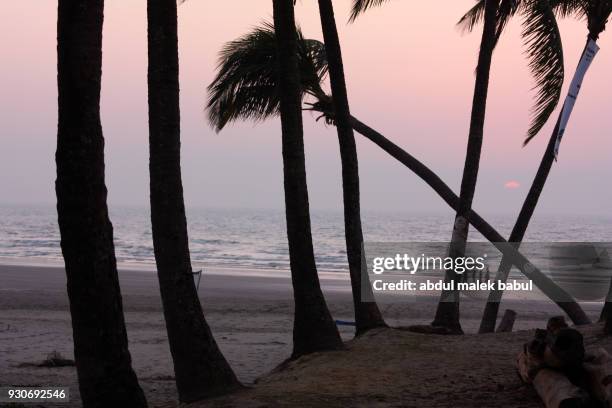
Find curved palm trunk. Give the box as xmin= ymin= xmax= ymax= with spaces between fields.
xmin=273 ymin=0 xmax=344 ymax=357
xmin=346 ymin=116 xmax=590 ymax=326
xmin=56 ymin=1 xmax=147 ymax=406
xmin=317 ymin=0 xmax=386 ymax=335
xmin=147 ymin=0 xmax=240 ymax=401
xmin=432 ymin=0 xmax=500 ymax=333
xmin=478 ymin=116 xmax=560 ymax=333
xmin=480 ymin=33 xmax=607 ymax=333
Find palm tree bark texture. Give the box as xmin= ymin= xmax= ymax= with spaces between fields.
xmin=272 ymin=0 xmax=345 ymax=357
xmin=316 ymin=0 xmax=386 ymax=335
xmin=147 ymin=0 xmax=241 ymax=402
xmin=432 ymin=0 xmax=500 ymax=334
xmin=56 ymin=0 xmax=147 ymax=406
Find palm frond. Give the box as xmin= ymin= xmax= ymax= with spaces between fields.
xmin=550 ymin=0 xmax=587 ymax=18
xmin=458 ymin=0 xmax=487 ymax=33
xmin=586 ymin=0 xmax=611 ymax=38
xmin=458 ymin=0 xmax=522 ymax=43
xmin=495 ymin=0 xmax=522 ymax=41
xmin=207 ymin=22 xmax=328 ymax=131
xmin=522 ymin=0 xmax=565 ymax=144
xmin=349 ymin=0 xmax=393 ymax=22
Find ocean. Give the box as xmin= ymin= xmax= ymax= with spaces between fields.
xmin=1 ymin=204 xmax=611 ymax=273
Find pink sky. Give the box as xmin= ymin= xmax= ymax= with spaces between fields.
xmin=0 ymin=1 xmax=610 ymax=216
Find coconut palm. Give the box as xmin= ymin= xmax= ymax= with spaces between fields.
xmin=147 ymin=0 xmax=241 ymax=401
xmin=351 ymin=0 xmax=572 ymax=333
xmin=272 ymin=0 xmax=344 ymax=357
xmin=458 ymin=0 xmax=611 ymax=333
xmin=206 ymin=24 xmax=590 ymax=326
xmin=428 ymin=0 xmax=500 ymax=334
xmin=209 ymin=23 xmax=386 ymax=335
xmin=315 ymin=0 xmax=386 ymax=334
xmin=56 ymin=1 xmax=147 ymax=406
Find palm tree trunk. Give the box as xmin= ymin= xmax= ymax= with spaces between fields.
xmin=317 ymin=0 xmax=386 ymax=335
xmin=480 ymin=37 xmax=600 ymax=333
xmin=273 ymin=0 xmax=344 ymax=357
xmin=347 ymin=116 xmax=590 ymax=326
xmin=147 ymin=0 xmax=240 ymax=401
xmin=478 ymin=117 xmax=560 ymax=333
xmin=432 ymin=0 xmax=500 ymax=333
xmin=56 ymin=1 xmax=147 ymax=406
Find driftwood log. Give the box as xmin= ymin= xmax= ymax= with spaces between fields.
xmin=533 ymin=369 xmax=589 ymax=408
xmin=583 ymin=347 xmax=612 ymax=406
xmin=518 ymin=347 xmax=589 ymax=408
xmin=496 ymin=309 xmax=517 ymax=333
xmin=517 ymin=317 xmax=590 ymax=408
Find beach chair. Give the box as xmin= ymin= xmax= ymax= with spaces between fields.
xmin=192 ymin=269 xmax=202 ymax=291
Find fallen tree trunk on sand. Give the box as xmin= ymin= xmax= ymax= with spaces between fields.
xmin=529 ymin=367 xmax=589 ymax=408
xmin=347 ymin=116 xmax=590 ymax=326
xmin=517 ymin=317 xmax=596 ymax=408
xmin=517 ymin=337 xmax=588 ymax=407
xmin=583 ymin=348 xmax=612 ymax=406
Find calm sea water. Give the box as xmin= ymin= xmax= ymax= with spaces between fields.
xmin=1 ymin=204 xmax=611 ymax=272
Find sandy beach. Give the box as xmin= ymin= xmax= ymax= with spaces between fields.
xmin=0 ymin=262 xmax=605 ymax=407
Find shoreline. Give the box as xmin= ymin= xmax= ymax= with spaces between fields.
xmin=0 ymin=256 xmax=350 ymax=278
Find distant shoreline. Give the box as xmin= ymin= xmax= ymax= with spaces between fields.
xmin=0 ymin=256 xmax=350 ymax=277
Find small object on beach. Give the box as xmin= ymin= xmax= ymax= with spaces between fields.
xmin=38 ymin=351 xmax=75 ymax=367
xmin=335 ymin=320 xmax=356 ymax=327
xmin=547 ymin=316 xmax=569 ymax=334
xmin=18 ymin=351 xmax=75 ymax=368
xmin=192 ymin=269 xmax=202 ymax=290
xmin=496 ymin=309 xmax=517 ymax=333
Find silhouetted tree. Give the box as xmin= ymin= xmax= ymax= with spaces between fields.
xmin=147 ymin=0 xmax=241 ymax=401
xmin=458 ymin=0 xmax=611 ymax=333
xmin=316 ymin=0 xmax=386 ymax=334
xmin=431 ymin=0 xmax=499 ymax=334
xmin=273 ymin=0 xmax=344 ymax=357
xmin=56 ymin=1 xmax=147 ymax=406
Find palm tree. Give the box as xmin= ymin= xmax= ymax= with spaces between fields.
xmin=272 ymin=0 xmax=344 ymax=357
xmin=458 ymin=0 xmax=611 ymax=333
xmin=316 ymin=0 xmax=386 ymax=334
xmin=206 ymin=24 xmax=590 ymax=326
xmin=351 ymin=0 xmax=575 ymax=333
xmin=56 ymin=1 xmax=147 ymax=406
xmin=147 ymin=0 xmax=241 ymax=401
xmin=427 ymin=0 xmax=500 ymax=334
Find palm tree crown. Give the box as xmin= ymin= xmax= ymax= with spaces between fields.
xmin=207 ymin=23 xmax=328 ymax=131
xmin=458 ymin=0 xmax=609 ymax=142
xmin=353 ymin=0 xmax=569 ymax=143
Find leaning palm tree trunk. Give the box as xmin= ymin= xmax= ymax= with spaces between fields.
xmin=481 ymin=28 xmax=606 ymax=333
xmin=273 ymin=0 xmax=344 ymax=357
xmin=147 ymin=0 xmax=240 ymax=401
xmin=317 ymin=0 xmax=386 ymax=335
xmin=479 ymin=113 xmax=563 ymax=333
xmin=345 ymin=116 xmax=590 ymax=326
xmin=56 ymin=1 xmax=147 ymax=406
xmin=432 ymin=0 xmax=500 ymax=333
